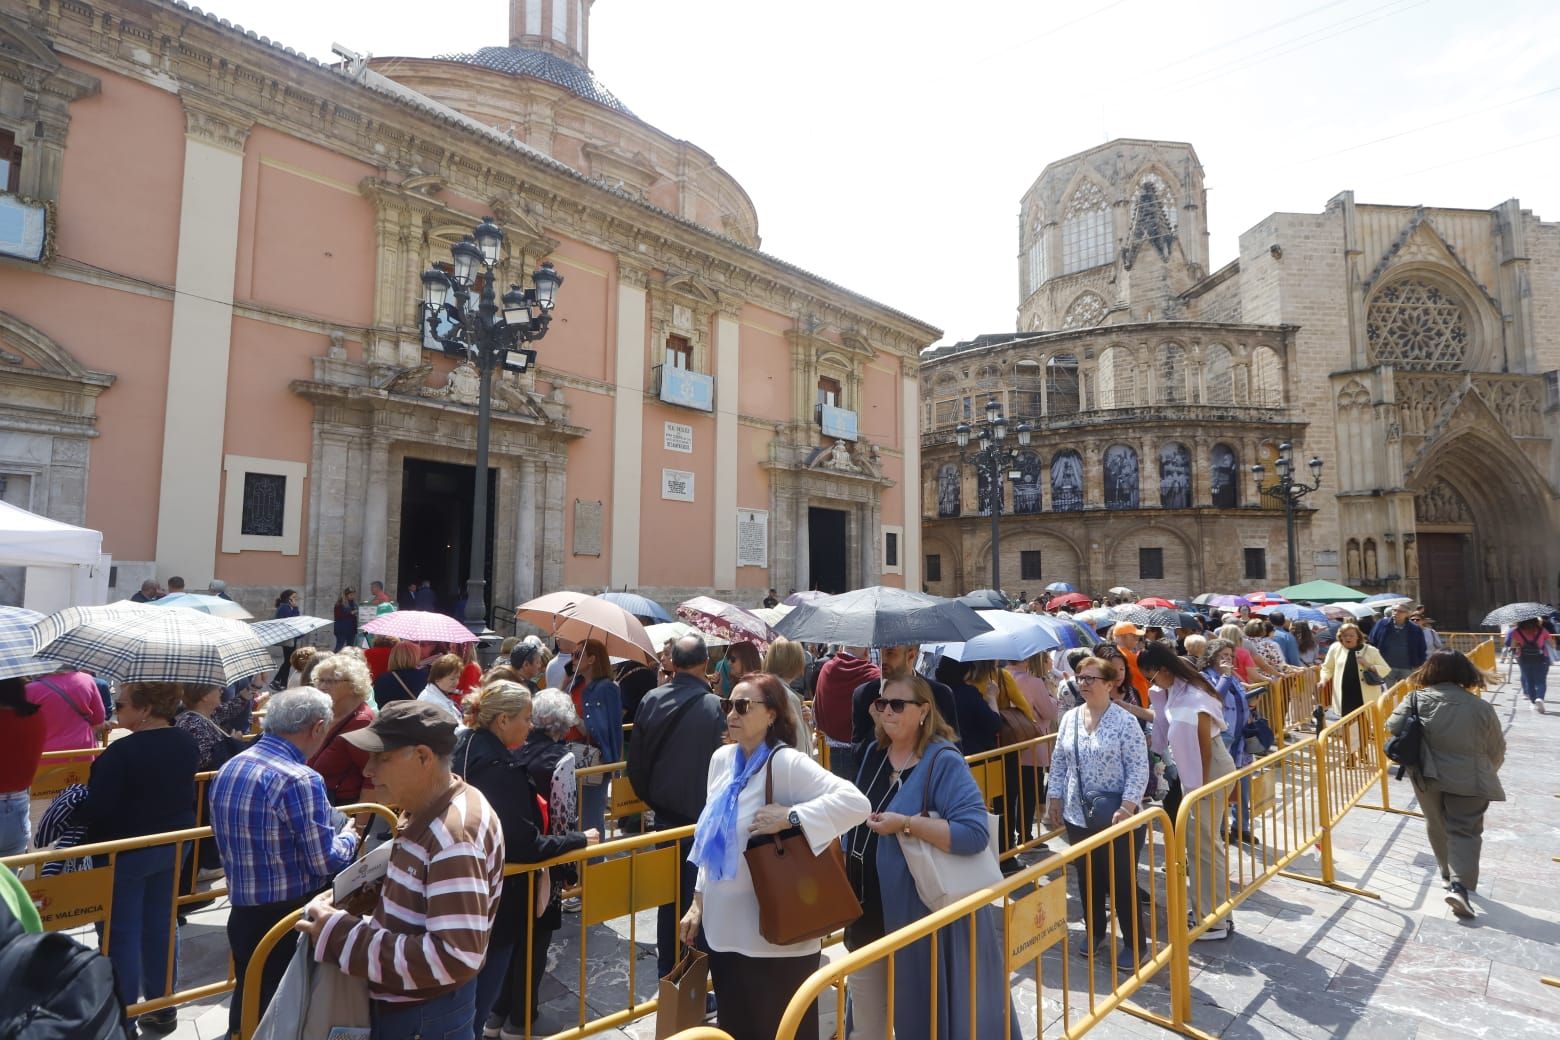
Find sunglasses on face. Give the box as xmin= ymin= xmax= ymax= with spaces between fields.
xmin=869 ymin=697 xmax=916 ymax=714
xmin=719 ymin=697 xmax=758 ymax=716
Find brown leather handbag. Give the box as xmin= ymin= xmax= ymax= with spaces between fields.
xmin=743 ymin=749 xmax=863 ymax=945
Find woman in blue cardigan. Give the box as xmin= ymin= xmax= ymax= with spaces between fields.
xmin=846 ymin=673 xmax=1020 ymax=1040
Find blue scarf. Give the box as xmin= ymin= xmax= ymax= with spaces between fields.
xmin=688 ymin=741 xmax=774 ymax=882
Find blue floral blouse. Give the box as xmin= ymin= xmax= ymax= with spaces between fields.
xmin=1047 ymin=703 xmax=1149 ymax=829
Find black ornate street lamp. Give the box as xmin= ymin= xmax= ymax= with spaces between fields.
xmin=1252 ymin=441 xmax=1323 ymax=586
xmin=956 ymin=396 xmax=1032 ymax=593
xmin=422 ymin=218 xmax=563 ymax=636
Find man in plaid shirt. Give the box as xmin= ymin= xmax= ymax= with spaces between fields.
xmin=210 ymin=687 xmax=359 ymax=1038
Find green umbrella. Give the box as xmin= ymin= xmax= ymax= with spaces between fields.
xmin=1275 ymin=579 xmax=1370 ymax=603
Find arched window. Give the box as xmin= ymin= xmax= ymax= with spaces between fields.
xmin=1210 ymin=443 xmax=1239 ymax=508
xmin=1158 ymin=343 xmax=1187 ymax=404
xmin=1159 ymin=443 xmax=1191 ymax=508
xmin=1204 ymin=344 xmax=1234 ymax=405
xmin=1047 ymin=354 xmax=1080 ymax=415
xmin=1129 ymin=172 xmax=1178 ymax=259
xmin=1051 ymin=450 xmax=1083 ymax=512
xmin=1103 ymin=445 xmax=1139 ymax=510
xmin=1025 ymin=216 xmax=1049 ymax=296
xmin=1096 ymin=346 xmax=1137 ymax=409
xmin=1013 ymin=451 xmax=1043 ymax=514
xmin=936 ymin=463 xmax=961 ymax=518
xmin=1061 ymin=291 xmax=1107 ymax=330
xmin=1014 ymin=360 xmax=1042 ymax=418
xmin=1060 ymin=181 xmax=1111 ymax=274
xmin=1365 ymin=279 xmax=1470 ymax=371
xmin=1250 ymin=347 xmax=1283 ymax=407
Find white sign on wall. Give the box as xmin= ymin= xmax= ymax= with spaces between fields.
xmin=737 ymin=509 xmax=769 ymax=568
xmin=661 ymin=469 xmax=695 ymax=502
xmin=664 ymin=422 xmax=694 ymax=453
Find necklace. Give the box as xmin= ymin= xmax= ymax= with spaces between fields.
xmin=887 ymin=749 xmax=919 ymax=786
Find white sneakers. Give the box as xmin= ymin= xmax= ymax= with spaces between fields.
xmin=1445 ymin=882 xmax=1475 ymax=919
xmin=1532 ymin=699 xmax=1546 ymax=714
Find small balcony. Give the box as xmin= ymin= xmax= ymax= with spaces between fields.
xmin=817 ymin=402 xmax=858 ymax=441
xmin=653 ymin=364 xmax=714 ymax=412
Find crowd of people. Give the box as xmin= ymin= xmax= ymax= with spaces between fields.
xmin=1 ymin=584 xmax=1543 ymax=1040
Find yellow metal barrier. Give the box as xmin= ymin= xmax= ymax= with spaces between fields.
xmin=773 ymin=808 xmax=1182 ymax=1040
xmin=29 ymin=745 xmax=106 ymax=801
xmin=962 ymin=733 xmax=1063 ymax=863
xmin=663 ymin=1030 xmax=736 ymax=1040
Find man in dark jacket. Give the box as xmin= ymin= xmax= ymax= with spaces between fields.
xmin=813 ymin=646 xmax=879 ymax=781
xmin=850 ymin=644 xmax=960 ymax=753
xmin=1369 ymin=604 xmax=1427 ymax=683
xmin=625 ymin=634 xmax=725 ymax=978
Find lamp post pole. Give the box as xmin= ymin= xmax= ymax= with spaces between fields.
xmin=422 ymin=218 xmax=563 ymax=637
xmin=956 ymin=397 xmax=1032 ymax=595
xmin=1252 ymin=441 xmax=1324 ymax=587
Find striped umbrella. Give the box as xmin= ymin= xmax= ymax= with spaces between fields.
xmin=0 ymin=605 xmax=54 ymax=681
xmin=31 ymin=602 xmax=275 ymax=685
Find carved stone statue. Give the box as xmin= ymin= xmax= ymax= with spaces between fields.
xmin=828 ymin=440 xmax=857 ymax=471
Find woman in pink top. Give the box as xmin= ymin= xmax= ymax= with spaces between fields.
xmin=1010 ymin=651 xmax=1061 ymax=847
xmin=25 ymin=669 xmax=105 ymax=752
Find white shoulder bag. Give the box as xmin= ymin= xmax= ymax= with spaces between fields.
xmin=898 ymin=745 xmax=1004 ymax=910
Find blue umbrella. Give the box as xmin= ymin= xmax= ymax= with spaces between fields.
xmin=927 ymin=610 xmax=1063 ymax=663
xmin=1269 ymin=603 xmax=1328 ymax=623
xmin=1044 ymin=581 xmax=1077 ymax=594
xmin=598 ymin=592 xmax=671 ymax=622
xmin=0 ymin=605 xmax=54 ymax=681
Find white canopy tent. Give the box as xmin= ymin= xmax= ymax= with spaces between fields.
xmin=0 ymin=500 xmax=110 ymax=612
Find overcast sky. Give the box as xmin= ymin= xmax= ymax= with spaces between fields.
xmin=208 ymin=0 xmax=1560 ymax=344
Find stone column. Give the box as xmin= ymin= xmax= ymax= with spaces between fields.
xmin=360 ymin=438 xmax=390 ymax=595
xmin=794 ymin=494 xmax=810 ymax=592
xmin=514 ymin=456 xmax=539 ymax=603
xmin=1138 ymin=436 xmax=1155 ymax=509
xmin=541 ymin=455 xmax=567 ymax=594
xmin=860 ymin=498 xmax=879 ymax=587
xmin=1191 ymin=435 xmax=1211 ymax=507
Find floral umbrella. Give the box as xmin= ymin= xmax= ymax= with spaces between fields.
xmin=676 ymin=596 xmax=776 ymax=649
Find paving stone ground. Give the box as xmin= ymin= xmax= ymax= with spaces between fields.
xmin=123 ymin=662 xmax=1559 ymax=1039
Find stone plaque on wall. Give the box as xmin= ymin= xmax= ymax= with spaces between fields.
xmin=737 ymin=509 xmax=768 ymax=568
xmin=573 ymin=499 xmax=603 ymax=556
xmin=661 ymin=469 xmax=695 ymax=502
xmin=664 ymin=422 xmax=693 ymax=453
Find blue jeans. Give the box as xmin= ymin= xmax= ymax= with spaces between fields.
xmin=0 ymin=790 xmax=28 ymax=858
xmin=97 ymin=845 xmax=178 ymax=1008
xmin=1517 ymin=657 xmax=1549 ymax=702
xmin=372 ymin=978 xmax=476 ymax=1040
xmin=581 ymin=782 xmax=607 ymax=839
xmin=471 ymin=940 xmax=513 ymax=1037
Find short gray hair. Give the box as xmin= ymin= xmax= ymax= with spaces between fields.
xmin=263 ymin=687 xmax=333 ymax=736
xmin=531 ymin=688 xmax=578 ymax=739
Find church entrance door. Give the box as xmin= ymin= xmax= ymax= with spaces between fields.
xmin=398 ymin=458 xmax=495 ymax=621
xmin=808 ymin=507 xmax=849 ymax=594
xmin=1417 ymin=533 xmax=1469 ymax=632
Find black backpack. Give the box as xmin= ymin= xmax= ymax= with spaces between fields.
xmin=1383 ymin=692 xmax=1424 ymax=780
xmin=0 ymin=908 xmax=133 ymax=1040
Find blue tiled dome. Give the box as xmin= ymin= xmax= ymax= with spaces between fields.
xmin=436 ymin=46 xmax=634 ymax=116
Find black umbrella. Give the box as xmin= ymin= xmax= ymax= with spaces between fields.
xmin=956 ymin=588 xmax=1010 ymax=610
xmin=1480 ymin=602 xmax=1557 ymax=628
xmin=1145 ymin=608 xmax=1181 ymax=628
xmin=774 ymin=587 xmax=993 ymax=647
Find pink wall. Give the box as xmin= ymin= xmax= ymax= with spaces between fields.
xmin=734 ymin=424 xmax=772 ymax=590
xmin=861 ymin=354 xmax=900 ymax=447
xmin=637 ymin=401 xmax=715 ymax=589
xmin=561 ymin=388 xmax=614 ymax=588
xmin=56 ymin=60 xmax=184 ymax=287
xmin=736 ymin=304 xmax=792 ymax=422
xmin=543 ymin=238 xmax=613 ymax=383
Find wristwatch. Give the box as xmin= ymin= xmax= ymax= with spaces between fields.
xmin=788 ymin=810 xmax=800 ymax=828
xmin=902 ymin=817 xmax=913 ymax=835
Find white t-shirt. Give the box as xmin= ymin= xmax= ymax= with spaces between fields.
xmin=545 ymin=653 xmax=572 ymax=692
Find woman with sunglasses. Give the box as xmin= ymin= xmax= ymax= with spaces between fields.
xmin=1045 ymin=657 xmax=1150 ymax=971
xmin=680 ymin=673 xmax=868 ymax=1040
xmin=1138 ymin=641 xmax=1237 ymax=941
xmin=843 ymin=675 xmax=1020 ymax=1040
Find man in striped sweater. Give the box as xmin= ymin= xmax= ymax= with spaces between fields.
xmin=295 ymin=701 xmax=505 ymax=1039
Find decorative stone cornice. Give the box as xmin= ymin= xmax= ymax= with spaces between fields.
xmin=181 ymin=91 xmax=252 ymax=153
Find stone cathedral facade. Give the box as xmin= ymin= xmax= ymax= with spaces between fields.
xmin=919 ymin=138 xmax=1558 ymax=628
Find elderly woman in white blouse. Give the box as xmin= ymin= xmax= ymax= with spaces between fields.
xmin=1046 ymin=655 xmax=1150 ymax=971
xmin=680 ymin=672 xmax=869 ymax=1040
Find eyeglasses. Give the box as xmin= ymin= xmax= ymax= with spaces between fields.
xmin=719 ymin=697 xmax=758 ymax=716
xmin=1075 ymin=674 xmax=1106 ymax=687
xmin=869 ymin=697 xmax=916 ymax=714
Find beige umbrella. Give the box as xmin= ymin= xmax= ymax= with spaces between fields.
xmin=514 ymin=591 xmax=657 ymax=665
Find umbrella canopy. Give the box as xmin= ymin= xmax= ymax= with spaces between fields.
xmin=1269 ymin=603 xmax=1329 ymax=624
xmin=1198 ymin=594 xmax=1251 ymax=609
xmin=1145 ymin=608 xmax=1184 ymax=628
xmin=1138 ymin=597 xmax=1177 ymax=609
xmin=751 ymin=605 xmax=792 ymax=626
xmin=927 ymin=610 xmax=1063 ymax=663
xmin=956 ymin=589 xmax=1010 ymax=610
xmin=1277 ymin=579 xmax=1370 ymax=603
xmin=677 ymin=596 xmax=776 ymax=649
xmin=1044 ymin=581 xmax=1076 ymax=594
xmin=0 ymin=605 xmax=55 ymax=681
xmin=514 ymin=592 xmax=657 ymax=664
xmin=1246 ymin=592 xmax=1289 ymax=607
xmin=597 ymin=592 xmax=672 ymax=622
xmin=1047 ymin=592 xmax=1091 ymax=611
xmin=250 ymin=615 xmax=332 ymax=647
xmin=362 ymin=610 xmax=479 ymax=645
xmin=150 ymin=592 xmax=254 ymax=620
xmin=1328 ymin=602 xmax=1377 ymax=620
xmin=1107 ymin=586 xmax=1135 ymax=599
xmin=1362 ymin=593 xmax=1413 ymax=606
xmin=31 ymin=602 xmax=275 ymax=685
xmin=1318 ymin=604 xmax=1356 ymax=622
xmin=1109 ymin=604 xmax=1152 ymax=626
xmin=644 ymin=620 xmax=731 ymax=649
xmin=783 ymin=590 xmax=830 ymax=607
xmin=1051 ymin=615 xmax=1102 ymax=649
xmin=774 ymin=586 xmax=992 ymax=647
xmin=1074 ymin=607 xmax=1115 ymax=630
xmin=1481 ymin=602 xmax=1557 ymax=628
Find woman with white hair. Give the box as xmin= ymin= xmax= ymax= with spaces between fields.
xmin=306 ymin=653 xmax=378 ymax=805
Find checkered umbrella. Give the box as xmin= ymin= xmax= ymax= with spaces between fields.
xmin=30 ymin=602 xmax=276 ymax=685
xmin=362 ymin=610 xmax=480 ymax=645
xmin=0 ymin=605 xmax=54 ymax=681
xmin=250 ymin=615 xmax=332 ymax=646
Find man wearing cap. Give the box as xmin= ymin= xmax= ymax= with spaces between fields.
xmin=1112 ymin=623 xmax=1150 ymax=707
xmin=296 ymin=701 xmax=505 ymax=1038
xmin=1368 ymin=604 xmax=1428 ymax=684
xmin=210 ymin=688 xmax=361 ymax=1040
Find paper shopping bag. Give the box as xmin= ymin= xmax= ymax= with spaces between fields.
xmin=654 ymin=949 xmax=709 ymax=1039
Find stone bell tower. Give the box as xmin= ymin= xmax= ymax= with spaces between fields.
xmin=511 ymin=0 xmax=592 ymax=66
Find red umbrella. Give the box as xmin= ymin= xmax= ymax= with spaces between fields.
xmin=1246 ymin=592 xmax=1290 ymax=607
xmin=1047 ymin=592 xmax=1091 ymax=611
xmin=1137 ymin=597 xmax=1177 ymax=609
xmin=677 ymin=596 xmax=776 ymax=649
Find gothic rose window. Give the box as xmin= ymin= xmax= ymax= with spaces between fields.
xmin=1061 ymin=292 xmax=1107 ymax=330
xmin=1366 ymin=280 xmax=1470 ymax=371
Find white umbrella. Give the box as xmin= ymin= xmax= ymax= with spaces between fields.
xmin=1328 ymin=602 xmax=1377 ymax=620
xmin=251 ymin=615 xmax=332 ymax=646
xmin=152 ymin=592 xmax=254 ymax=620
xmin=752 ymin=605 xmax=793 ymax=626
xmin=644 ymin=620 xmax=731 ymax=649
